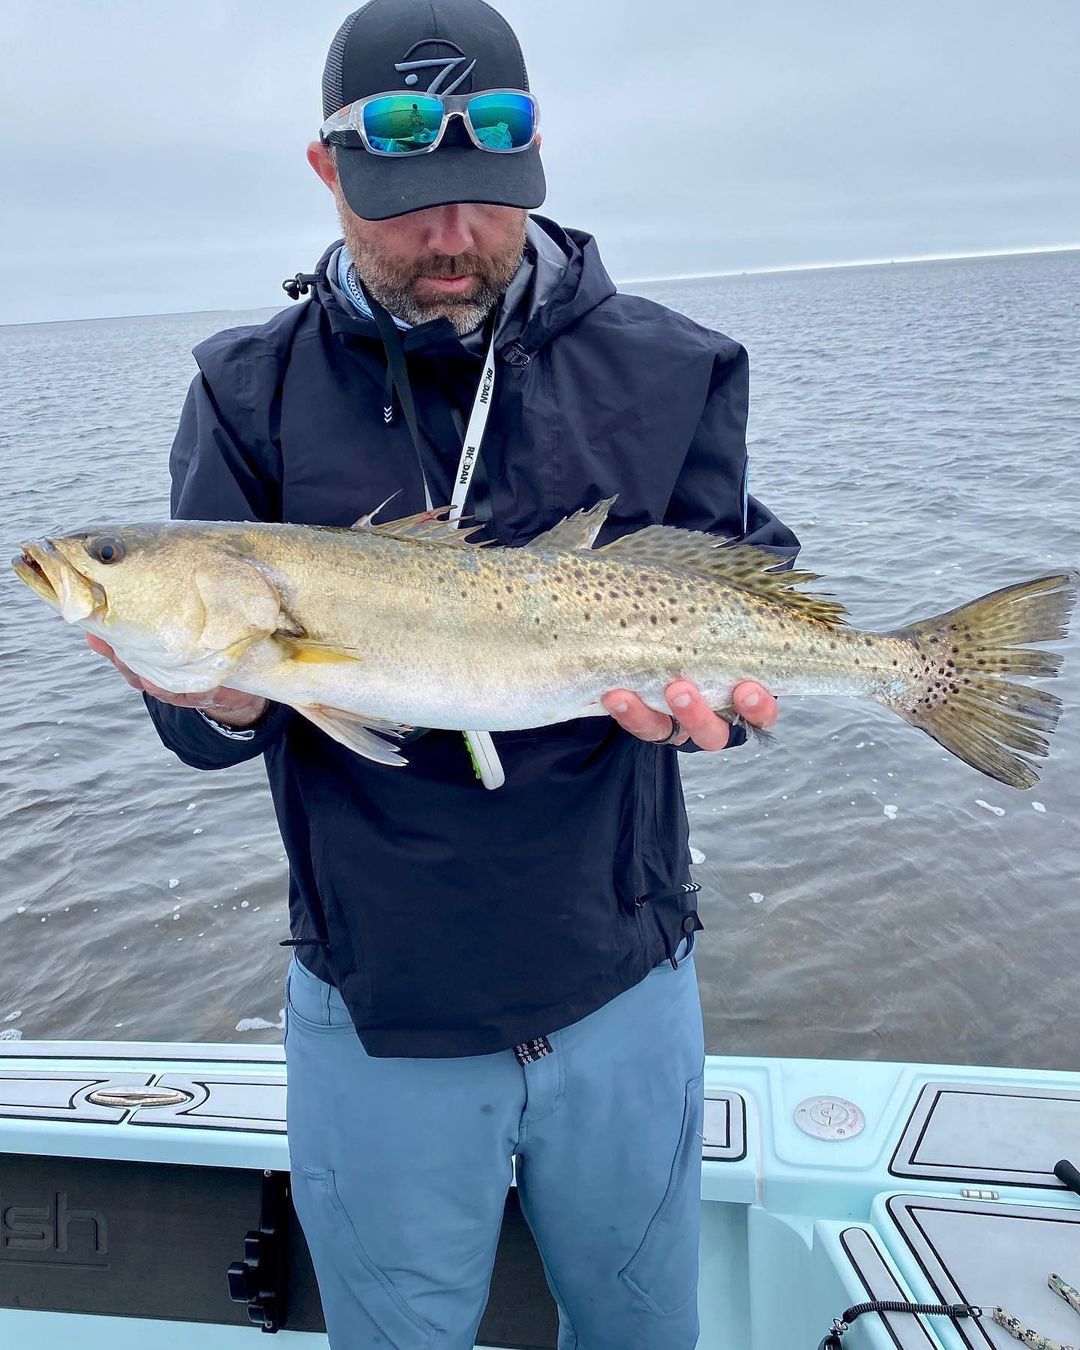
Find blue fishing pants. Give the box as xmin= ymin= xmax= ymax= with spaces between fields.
xmin=285 ymin=947 xmax=705 ymax=1350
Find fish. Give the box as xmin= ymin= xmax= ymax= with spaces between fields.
xmin=12 ymin=499 xmax=1078 ymax=789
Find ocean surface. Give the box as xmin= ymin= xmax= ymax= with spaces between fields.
xmin=2 ymin=249 xmax=1078 ymax=1069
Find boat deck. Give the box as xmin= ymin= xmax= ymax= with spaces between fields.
xmin=2 ymin=1043 xmax=1079 ymax=1348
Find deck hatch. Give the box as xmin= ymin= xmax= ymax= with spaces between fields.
xmin=702 ymin=1089 xmax=746 ymax=1161
xmin=890 ymin=1081 xmax=1080 ymax=1187
xmin=884 ymin=1194 xmax=1080 ymax=1349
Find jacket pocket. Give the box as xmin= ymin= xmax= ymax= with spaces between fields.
xmin=290 ymin=1161 xmax=439 ymax=1349
xmin=618 ymin=1069 xmax=704 ymax=1316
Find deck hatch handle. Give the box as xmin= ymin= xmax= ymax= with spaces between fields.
xmin=87 ymin=1086 xmax=193 ymax=1109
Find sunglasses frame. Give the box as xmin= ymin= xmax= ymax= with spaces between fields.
xmin=320 ymin=88 xmax=540 ymax=157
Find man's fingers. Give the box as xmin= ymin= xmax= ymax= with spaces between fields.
xmin=665 ymin=681 xmax=731 ymax=751
xmin=85 ymin=634 xmax=114 ymax=660
xmin=601 ymin=689 xmax=681 ymax=743
xmin=86 ymin=632 xmax=144 ymax=688
xmin=732 ymin=680 xmax=779 ymax=730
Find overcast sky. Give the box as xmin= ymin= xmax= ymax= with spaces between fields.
xmin=2 ymin=0 xmax=1077 ymax=324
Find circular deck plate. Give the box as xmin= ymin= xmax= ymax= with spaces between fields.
xmin=794 ymin=1095 xmax=865 ymax=1140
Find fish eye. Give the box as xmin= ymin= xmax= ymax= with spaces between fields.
xmin=90 ymin=536 xmax=126 ymax=565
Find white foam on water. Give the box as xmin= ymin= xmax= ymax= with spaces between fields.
xmin=0 ymin=1029 xmax=23 ymax=1042
xmin=236 ymin=1009 xmax=286 ymax=1033
xmin=690 ymin=847 xmax=706 ymax=864
xmin=975 ymin=799 xmax=1006 ymax=817
xmin=1032 ymin=801 xmax=1047 ymax=814
xmin=749 ymin=892 xmax=764 ymax=904
xmin=3 ymin=1010 xmax=22 ymax=1022
xmin=883 ymin=804 xmax=899 ymax=820
xmin=168 ymin=878 xmax=180 ymax=889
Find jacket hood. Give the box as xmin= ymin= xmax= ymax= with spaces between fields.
xmin=306 ymin=214 xmax=616 ymax=360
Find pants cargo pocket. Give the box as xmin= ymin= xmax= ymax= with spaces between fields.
xmin=290 ymin=1160 xmax=439 ymax=1350
xmin=617 ymin=1069 xmax=704 ymax=1317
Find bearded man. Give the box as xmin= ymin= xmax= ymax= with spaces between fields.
xmin=91 ymin=1 xmax=797 ymax=1346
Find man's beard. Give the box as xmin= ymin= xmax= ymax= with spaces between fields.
xmin=337 ymin=195 xmax=526 ymax=335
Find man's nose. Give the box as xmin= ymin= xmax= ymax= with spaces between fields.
xmin=423 ymin=205 xmax=480 ymax=256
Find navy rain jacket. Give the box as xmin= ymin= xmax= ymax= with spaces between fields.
xmin=146 ymin=215 xmax=798 ymax=1057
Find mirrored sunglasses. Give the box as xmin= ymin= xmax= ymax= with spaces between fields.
xmin=320 ymin=89 xmax=539 ymax=157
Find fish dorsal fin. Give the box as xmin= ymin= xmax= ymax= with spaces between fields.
xmin=598 ymin=526 xmax=848 ymax=626
xmin=351 ymin=505 xmax=487 ymax=548
xmin=526 ymin=497 xmax=618 ymax=553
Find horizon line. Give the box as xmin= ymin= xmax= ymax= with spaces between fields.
xmin=3 ymin=242 xmax=1078 ymax=329
xmin=620 ymin=241 xmax=1080 ymax=286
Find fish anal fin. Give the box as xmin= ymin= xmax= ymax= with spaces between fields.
xmin=527 ymin=497 xmax=618 ymax=552
xmin=297 ymin=703 xmax=409 ymax=765
xmin=598 ymin=527 xmax=847 ymax=627
xmin=713 ymin=701 xmax=776 ymax=747
xmin=351 ymin=504 xmax=487 ymax=548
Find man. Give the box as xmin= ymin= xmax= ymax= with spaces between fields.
xmin=91 ymin=1 xmax=797 ymax=1345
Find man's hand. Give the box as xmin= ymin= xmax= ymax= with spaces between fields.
xmin=85 ymin=634 xmax=268 ymax=729
xmin=601 ymin=679 xmax=778 ymax=750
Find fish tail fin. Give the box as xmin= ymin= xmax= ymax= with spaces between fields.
xmin=891 ymin=571 xmax=1078 ymax=789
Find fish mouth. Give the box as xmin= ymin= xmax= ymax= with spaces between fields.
xmin=12 ymin=539 xmax=105 ymax=621
xmin=12 ymin=541 xmax=62 ymax=607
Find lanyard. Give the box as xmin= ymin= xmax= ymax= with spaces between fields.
xmin=449 ymin=324 xmax=497 ymax=522
xmin=363 ymin=286 xmax=506 ymax=790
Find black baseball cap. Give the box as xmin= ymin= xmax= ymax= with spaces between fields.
xmin=321 ymin=0 xmax=546 ymax=221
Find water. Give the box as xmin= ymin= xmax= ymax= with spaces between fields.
xmin=2 ymin=250 xmax=1078 ymax=1068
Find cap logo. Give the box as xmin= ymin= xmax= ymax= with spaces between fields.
xmin=395 ymin=39 xmax=476 ymax=94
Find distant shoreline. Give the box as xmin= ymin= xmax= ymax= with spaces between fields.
xmin=3 ymin=243 xmax=1078 ymax=329
xmin=623 ymin=242 xmax=1080 ymax=287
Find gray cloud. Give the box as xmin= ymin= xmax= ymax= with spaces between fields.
xmin=2 ymin=0 xmax=1077 ymax=323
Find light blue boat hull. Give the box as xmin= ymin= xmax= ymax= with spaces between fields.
xmin=3 ymin=1042 xmax=1079 ymax=1349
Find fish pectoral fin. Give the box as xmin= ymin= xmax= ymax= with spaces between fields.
xmin=526 ymin=497 xmax=619 ymax=552
xmin=296 ymin=703 xmax=409 ymax=765
xmin=273 ymin=634 xmax=363 ymax=664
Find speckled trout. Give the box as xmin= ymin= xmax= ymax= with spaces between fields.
xmin=13 ymin=499 xmax=1077 ymax=788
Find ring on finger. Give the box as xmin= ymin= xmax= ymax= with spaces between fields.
xmin=655 ymin=715 xmax=685 ymax=746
